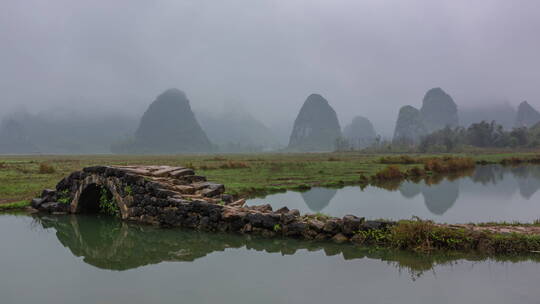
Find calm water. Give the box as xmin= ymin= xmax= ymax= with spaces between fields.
xmin=248 ymin=165 xmax=540 ymax=223
xmin=1 ymin=214 xmax=540 ymax=304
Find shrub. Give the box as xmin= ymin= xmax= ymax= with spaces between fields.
xmin=423 ymin=157 xmax=474 ymax=173
xmin=124 ymin=186 xmax=133 ymax=196
xmin=389 ymin=219 xmax=471 ymax=251
xmin=38 ymin=163 xmax=56 ymax=174
xmin=57 ymin=189 xmax=71 ymax=204
xmin=406 ymin=166 xmax=425 ymax=177
xmin=423 ymin=158 xmax=444 ymax=172
xmin=357 ymin=229 xmax=391 ymax=245
xmin=99 ymin=187 xmax=119 ymax=217
xmin=374 ymin=165 xmax=404 ymax=180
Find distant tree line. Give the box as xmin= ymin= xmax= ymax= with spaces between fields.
xmin=337 ymin=120 xmax=540 ymax=153
xmin=418 ymin=121 xmax=539 ymax=152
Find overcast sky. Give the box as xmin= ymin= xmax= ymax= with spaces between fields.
xmin=1 ymin=0 xmax=540 ymax=136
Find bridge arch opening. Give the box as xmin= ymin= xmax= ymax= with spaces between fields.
xmin=78 ymin=183 xmax=116 ymax=215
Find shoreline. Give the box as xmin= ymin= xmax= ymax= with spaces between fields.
xmin=2 ymin=207 xmax=540 ymax=255
xmin=2 ymin=153 xmax=540 ymax=255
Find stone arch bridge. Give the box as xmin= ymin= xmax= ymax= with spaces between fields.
xmin=32 ymin=165 xmax=389 ymax=243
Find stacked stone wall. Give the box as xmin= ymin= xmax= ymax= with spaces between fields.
xmin=33 ymin=165 xmax=394 ymax=244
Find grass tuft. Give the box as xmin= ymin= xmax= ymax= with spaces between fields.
xmin=374 ymin=165 xmax=404 ymax=180
xmin=38 ymin=163 xmax=56 ymax=174
xmin=355 ymin=218 xmax=540 ymax=254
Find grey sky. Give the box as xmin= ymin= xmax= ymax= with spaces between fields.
xmin=1 ymin=0 xmax=540 ymax=136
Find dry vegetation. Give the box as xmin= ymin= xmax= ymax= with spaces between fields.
xmin=357 ymin=218 xmax=540 ymax=254
xmin=38 ymin=163 xmax=56 ymax=174
xmin=374 ymin=165 xmax=405 ymax=180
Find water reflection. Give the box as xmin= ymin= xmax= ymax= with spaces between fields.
xmin=248 ymin=165 xmax=540 ymax=223
xmin=301 ymin=188 xmax=337 ymax=211
xmin=394 ymin=165 xmax=540 ymax=216
xmin=398 ymin=182 xmax=421 ymax=199
xmin=34 ymin=214 xmax=540 ymax=277
xmin=511 ymin=166 xmax=540 ymax=199
xmin=420 ymin=180 xmax=459 ymax=215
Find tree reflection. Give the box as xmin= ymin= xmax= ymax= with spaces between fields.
xmin=396 ymin=165 xmax=540 ymax=216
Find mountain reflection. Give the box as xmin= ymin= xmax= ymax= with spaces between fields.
xmin=301 ymin=188 xmax=337 ymax=212
xmin=511 ymin=166 xmax=540 ymax=199
xmin=395 ymin=165 xmax=540 ymax=216
xmin=421 ymin=180 xmax=459 ymax=215
xmin=34 ymin=214 xmax=540 ymax=278
xmin=398 ymin=182 xmax=421 ymax=199
xmin=295 ymin=165 xmax=540 ymax=217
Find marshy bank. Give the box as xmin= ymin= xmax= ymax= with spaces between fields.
xmin=1 ymin=152 xmax=540 ymax=206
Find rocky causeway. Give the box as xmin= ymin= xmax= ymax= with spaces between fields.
xmin=31 ymin=165 xmax=392 ymax=244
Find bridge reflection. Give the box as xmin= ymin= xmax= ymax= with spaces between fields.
xmin=35 ymin=214 xmax=539 ymax=278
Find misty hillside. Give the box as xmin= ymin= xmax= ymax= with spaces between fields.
xmin=2 ymin=87 xmax=539 ymax=154
xmin=0 ymin=110 xmax=136 ymax=154
xmin=393 ymin=105 xmax=427 ymax=145
xmin=288 ymin=94 xmax=342 ymax=152
xmin=393 ymin=88 xmax=457 ymax=144
xmin=0 ymin=119 xmax=38 ymax=154
xmin=197 ymin=109 xmax=281 ymax=152
xmin=343 ymin=116 xmax=378 ymax=149
xmin=459 ymin=104 xmax=516 ymax=129
xmin=113 ymin=89 xmax=213 ymax=154
xmin=515 ymin=101 xmax=540 ymax=128
xmin=420 ymin=88 xmax=459 ymax=133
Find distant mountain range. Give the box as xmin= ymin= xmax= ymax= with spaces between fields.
xmin=0 ymin=110 xmax=136 ymax=154
xmin=1 ymin=88 xmax=539 ymax=154
xmin=392 ymin=88 xmax=540 ymax=144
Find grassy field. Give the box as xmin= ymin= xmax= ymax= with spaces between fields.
xmin=1 ymin=151 xmax=539 ymax=209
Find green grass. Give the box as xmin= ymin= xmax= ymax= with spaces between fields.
xmin=0 ymin=200 xmax=30 ymax=210
xmin=0 ymin=151 xmax=539 ymax=205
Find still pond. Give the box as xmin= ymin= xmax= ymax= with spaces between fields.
xmin=2 ymin=165 xmax=540 ymax=303
xmin=248 ymin=165 xmax=540 ymax=223
xmin=1 ymin=214 xmax=540 ymax=304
